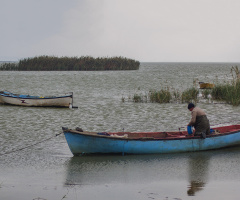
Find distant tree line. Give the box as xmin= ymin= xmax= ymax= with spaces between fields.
xmin=0 ymin=56 xmax=140 ymax=71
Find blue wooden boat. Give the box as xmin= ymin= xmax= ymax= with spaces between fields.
xmin=62 ymin=124 xmax=240 ymax=155
xmin=0 ymin=91 xmax=76 ymax=108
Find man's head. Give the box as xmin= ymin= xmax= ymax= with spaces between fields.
xmin=188 ymin=103 xmax=195 ymax=111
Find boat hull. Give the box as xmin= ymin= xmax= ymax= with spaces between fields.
xmin=63 ymin=125 xmax=240 ymax=155
xmin=0 ymin=93 xmax=72 ymax=107
xmin=199 ymin=83 xmax=215 ymax=89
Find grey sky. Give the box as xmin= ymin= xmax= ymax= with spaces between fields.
xmin=1 ymin=0 xmax=240 ymax=62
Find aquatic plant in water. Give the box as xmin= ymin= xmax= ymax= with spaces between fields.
xmin=125 ymin=66 xmax=240 ymax=106
xmin=181 ymin=87 xmax=199 ymax=104
xmin=211 ymin=66 xmax=240 ymax=106
xmin=133 ymin=94 xmax=142 ymax=103
xmin=211 ymin=81 xmax=240 ymax=106
xmin=149 ymin=89 xmax=172 ymax=103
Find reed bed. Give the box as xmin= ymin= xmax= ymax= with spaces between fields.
xmin=129 ymin=87 xmax=198 ymax=104
xmin=181 ymin=87 xmax=199 ymax=104
xmin=133 ymin=94 xmax=144 ymax=103
xmin=211 ymin=79 xmax=240 ymax=106
xmin=128 ymin=66 xmax=240 ymax=106
xmin=149 ymin=89 xmax=172 ymax=103
xmin=210 ymin=66 xmax=240 ymax=106
xmin=0 ymin=62 xmax=17 ymax=70
xmin=0 ymin=56 xmax=140 ymax=71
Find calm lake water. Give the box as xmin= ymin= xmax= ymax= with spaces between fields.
xmin=0 ymin=62 xmax=240 ymax=200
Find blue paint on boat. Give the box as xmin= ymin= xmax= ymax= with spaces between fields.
xmin=63 ymin=125 xmax=240 ymax=155
xmin=0 ymin=91 xmax=71 ymax=99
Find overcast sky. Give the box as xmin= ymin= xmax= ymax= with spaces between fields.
xmin=1 ymin=0 xmax=240 ymax=62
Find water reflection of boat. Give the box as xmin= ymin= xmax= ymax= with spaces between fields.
xmin=0 ymin=91 xmax=75 ymax=108
xmin=62 ymin=125 xmax=240 ymax=155
xmin=64 ymin=154 xmax=190 ymax=186
xmin=63 ymin=148 xmax=240 ymax=200
xmin=187 ymin=153 xmax=209 ymax=196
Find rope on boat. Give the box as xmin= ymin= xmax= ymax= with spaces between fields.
xmin=0 ymin=132 xmax=63 ymax=156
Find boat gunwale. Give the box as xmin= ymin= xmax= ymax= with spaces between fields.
xmin=0 ymin=94 xmax=72 ymax=100
xmin=63 ymin=128 xmax=240 ymax=141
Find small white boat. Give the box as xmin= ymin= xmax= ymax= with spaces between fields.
xmin=0 ymin=91 xmax=75 ymax=108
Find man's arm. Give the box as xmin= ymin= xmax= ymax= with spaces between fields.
xmin=188 ymin=111 xmax=197 ymax=126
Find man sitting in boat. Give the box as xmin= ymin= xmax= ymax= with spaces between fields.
xmin=187 ymin=103 xmax=210 ymax=137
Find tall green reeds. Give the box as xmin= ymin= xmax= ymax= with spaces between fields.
xmin=133 ymin=94 xmax=143 ymax=103
xmin=130 ymin=87 xmax=197 ymax=104
xmin=211 ymin=80 xmax=240 ymax=106
xmin=0 ymin=62 xmax=18 ymax=71
xmin=210 ymin=66 xmax=240 ymax=106
xmin=181 ymin=87 xmax=199 ymax=104
xmin=149 ymin=89 xmax=172 ymax=103
xmin=130 ymin=87 xmax=199 ymax=104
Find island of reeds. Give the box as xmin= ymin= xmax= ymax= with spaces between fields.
xmin=0 ymin=56 xmax=140 ymax=71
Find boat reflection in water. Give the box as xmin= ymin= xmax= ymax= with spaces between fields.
xmin=63 ymin=153 xmax=211 ymax=195
xmin=64 ymin=154 xmax=191 ymax=187
xmin=187 ymin=154 xmax=209 ymax=196
xmin=63 ymin=147 xmax=240 ymax=199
